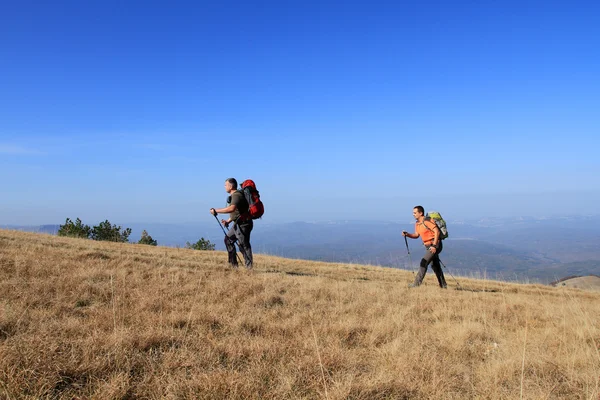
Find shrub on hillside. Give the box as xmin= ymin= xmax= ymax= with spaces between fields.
xmin=57 ymin=218 xmax=91 ymax=239
xmin=138 ymin=230 xmax=158 ymax=246
xmin=91 ymin=220 xmax=132 ymax=243
xmin=185 ymin=237 xmax=215 ymax=251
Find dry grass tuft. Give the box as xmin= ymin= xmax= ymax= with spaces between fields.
xmin=1 ymin=229 xmax=599 ymax=399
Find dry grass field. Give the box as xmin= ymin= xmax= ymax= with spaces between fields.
xmin=1 ymin=229 xmax=599 ymax=399
xmin=556 ymin=276 xmax=600 ymax=292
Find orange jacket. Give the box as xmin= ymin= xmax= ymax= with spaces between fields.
xmin=415 ymin=219 xmax=438 ymax=245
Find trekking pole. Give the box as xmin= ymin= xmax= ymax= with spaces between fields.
xmin=214 ymin=214 xmax=228 ymax=236
xmin=403 ymin=235 xmax=415 ymax=273
xmin=438 ymin=257 xmax=462 ymax=289
xmin=213 ymin=214 xmax=243 ymax=266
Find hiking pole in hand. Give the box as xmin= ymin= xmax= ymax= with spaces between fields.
xmin=438 ymin=257 xmax=462 ymax=290
xmin=403 ymin=233 xmax=415 ymax=274
xmin=212 ymin=213 xmax=243 ymax=266
xmin=214 ymin=213 xmax=228 ymax=236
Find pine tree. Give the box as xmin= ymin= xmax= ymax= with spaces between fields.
xmin=91 ymin=220 xmax=132 ymax=242
xmin=57 ymin=218 xmax=91 ymax=239
xmin=138 ymin=230 xmax=158 ymax=246
xmin=185 ymin=237 xmax=215 ymax=250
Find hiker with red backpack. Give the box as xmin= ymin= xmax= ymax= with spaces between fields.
xmin=210 ymin=178 xmax=263 ymax=269
xmin=402 ymin=205 xmax=448 ymax=288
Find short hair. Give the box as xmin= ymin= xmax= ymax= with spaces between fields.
xmin=225 ymin=178 xmax=238 ymax=189
xmin=413 ymin=205 xmax=425 ymax=215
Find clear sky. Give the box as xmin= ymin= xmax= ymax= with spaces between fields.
xmin=1 ymin=1 xmax=599 ymax=225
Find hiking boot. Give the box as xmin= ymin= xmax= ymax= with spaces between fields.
xmin=440 ymin=284 xmax=447 ymax=289
xmin=408 ymin=283 xmax=420 ymax=288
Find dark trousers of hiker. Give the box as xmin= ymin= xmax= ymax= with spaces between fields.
xmin=413 ymin=241 xmax=447 ymax=288
xmin=225 ymin=221 xmax=253 ymax=268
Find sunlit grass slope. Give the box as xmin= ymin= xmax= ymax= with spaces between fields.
xmin=556 ymin=275 xmax=600 ymax=292
xmin=1 ymin=229 xmax=598 ymax=399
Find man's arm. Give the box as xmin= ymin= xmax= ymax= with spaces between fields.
xmin=430 ymin=223 xmax=441 ymax=253
xmin=432 ymin=225 xmax=440 ymax=246
xmin=210 ymin=204 xmax=237 ymax=216
xmin=402 ymin=230 xmax=419 ymax=239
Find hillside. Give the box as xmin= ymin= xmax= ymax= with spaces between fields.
xmin=553 ymin=275 xmax=600 ymax=292
xmin=1 ymin=229 xmax=599 ymax=399
xmin=7 ymin=216 xmax=600 ymax=283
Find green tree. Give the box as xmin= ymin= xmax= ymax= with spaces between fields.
xmin=91 ymin=220 xmax=132 ymax=243
xmin=57 ymin=218 xmax=91 ymax=239
xmin=185 ymin=237 xmax=215 ymax=251
xmin=138 ymin=230 xmax=158 ymax=246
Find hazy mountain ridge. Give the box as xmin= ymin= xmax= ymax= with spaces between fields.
xmin=0 ymin=224 xmax=60 ymax=235
xmin=254 ymin=217 xmax=600 ymax=282
xmin=3 ymin=215 xmax=599 ymax=283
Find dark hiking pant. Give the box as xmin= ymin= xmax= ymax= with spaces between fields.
xmin=413 ymin=241 xmax=447 ymax=288
xmin=225 ymin=221 xmax=253 ymax=268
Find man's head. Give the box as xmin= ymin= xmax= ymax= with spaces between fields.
xmin=413 ymin=206 xmax=425 ymax=220
xmin=224 ymin=178 xmax=238 ymax=193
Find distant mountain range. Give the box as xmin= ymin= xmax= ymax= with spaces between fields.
xmin=3 ymin=215 xmax=599 ymax=284
xmin=1 ymin=224 xmax=61 ymax=235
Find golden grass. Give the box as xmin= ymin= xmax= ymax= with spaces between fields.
xmin=1 ymin=229 xmax=599 ymax=399
xmin=557 ymin=276 xmax=600 ymax=292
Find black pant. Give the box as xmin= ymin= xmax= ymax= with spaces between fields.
xmin=413 ymin=241 xmax=447 ymax=287
xmin=225 ymin=221 xmax=253 ymax=268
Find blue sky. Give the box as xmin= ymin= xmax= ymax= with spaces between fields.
xmin=1 ymin=1 xmax=599 ymax=225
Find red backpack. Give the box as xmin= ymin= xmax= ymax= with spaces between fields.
xmin=240 ymin=180 xmax=264 ymax=219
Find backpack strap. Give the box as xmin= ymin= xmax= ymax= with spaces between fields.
xmin=421 ymin=219 xmax=440 ymax=248
xmin=421 ymin=218 xmax=437 ymax=233
xmin=235 ymin=189 xmax=251 ymax=222
xmin=421 ymin=217 xmax=435 ymax=232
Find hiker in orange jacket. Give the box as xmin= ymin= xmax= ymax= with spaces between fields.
xmin=402 ymin=205 xmax=447 ymax=288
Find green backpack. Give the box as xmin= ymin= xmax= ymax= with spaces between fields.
xmin=424 ymin=211 xmax=448 ymax=240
